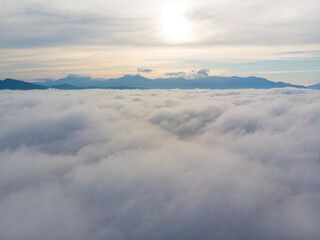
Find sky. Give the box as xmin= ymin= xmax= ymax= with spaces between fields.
xmin=0 ymin=0 xmax=320 ymax=85
xmin=1 ymin=88 xmax=320 ymax=239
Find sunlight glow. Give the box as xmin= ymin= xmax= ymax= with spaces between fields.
xmin=161 ymin=3 xmax=192 ymax=43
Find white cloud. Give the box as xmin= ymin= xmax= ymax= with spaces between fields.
xmin=0 ymin=88 xmax=320 ymax=240
xmin=0 ymin=0 xmax=319 ymax=48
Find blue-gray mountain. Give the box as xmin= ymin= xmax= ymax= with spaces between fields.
xmin=1 ymin=75 xmax=319 ymax=90
xmin=37 ymin=74 xmax=307 ymax=89
xmin=0 ymin=78 xmax=47 ymax=90
xmin=0 ymin=78 xmax=145 ymax=90
xmin=308 ymin=83 xmax=320 ymax=89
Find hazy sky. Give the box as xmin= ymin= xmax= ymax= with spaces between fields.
xmin=1 ymin=0 xmax=320 ymax=84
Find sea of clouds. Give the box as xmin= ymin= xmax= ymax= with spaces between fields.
xmin=0 ymin=88 xmax=319 ymax=240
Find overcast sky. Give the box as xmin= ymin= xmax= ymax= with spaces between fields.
xmin=1 ymin=0 xmax=320 ymax=84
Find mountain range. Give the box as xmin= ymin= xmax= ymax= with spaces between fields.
xmin=1 ymin=75 xmax=319 ymax=90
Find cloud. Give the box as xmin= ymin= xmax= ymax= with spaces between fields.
xmin=165 ymin=71 xmax=186 ymax=77
xmin=194 ymin=68 xmax=210 ymax=77
xmin=137 ymin=68 xmax=153 ymax=73
xmin=0 ymin=88 xmax=320 ymax=240
xmin=165 ymin=69 xmax=210 ymax=78
xmin=1 ymin=0 xmax=319 ymax=48
xmin=188 ymin=0 xmax=320 ymax=45
xmin=0 ymin=1 xmax=159 ymax=49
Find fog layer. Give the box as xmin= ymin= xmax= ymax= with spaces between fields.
xmin=0 ymin=88 xmax=319 ymax=240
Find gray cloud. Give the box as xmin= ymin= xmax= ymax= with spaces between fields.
xmin=137 ymin=68 xmax=153 ymax=73
xmin=0 ymin=88 xmax=320 ymax=240
xmin=188 ymin=0 xmax=320 ymax=45
xmin=1 ymin=0 xmax=319 ymax=48
xmin=0 ymin=2 xmax=158 ymax=48
xmin=194 ymin=68 xmax=210 ymax=77
xmin=165 ymin=71 xmax=186 ymax=77
xmin=165 ymin=69 xmax=210 ymax=78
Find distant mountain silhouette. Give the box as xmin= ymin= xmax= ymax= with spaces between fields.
xmin=37 ymin=74 xmax=307 ymax=89
xmin=49 ymin=84 xmax=81 ymax=90
xmin=39 ymin=75 xmax=93 ymax=87
xmin=0 ymin=78 xmax=47 ymax=90
xmin=2 ymin=75 xmax=315 ymax=90
xmin=35 ymin=74 xmax=149 ymax=88
xmin=102 ymin=85 xmax=147 ymax=90
xmin=308 ymin=83 xmax=320 ymax=89
xmin=50 ymin=84 xmax=147 ymax=90
xmin=0 ymin=78 xmax=147 ymax=90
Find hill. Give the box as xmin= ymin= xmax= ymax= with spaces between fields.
xmin=0 ymin=79 xmax=48 ymax=90
xmin=308 ymin=83 xmax=320 ymax=89
xmin=2 ymin=75 xmax=311 ymax=90
xmin=38 ymin=74 xmax=306 ymax=89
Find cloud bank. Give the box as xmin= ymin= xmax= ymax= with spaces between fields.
xmin=137 ymin=68 xmax=153 ymax=73
xmin=0 ymin=88 xmax=320 ymax=240
xmin=164 ymin=69 xmax=210 ymax=78
xmin=193 ymin=68 xmax=210 ymax=77
xmin=1 ymin=0 xmax=319 ymax=48
xmin=165 ymin=71 xmax=186 ymax=77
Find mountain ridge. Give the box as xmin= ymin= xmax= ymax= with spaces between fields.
xmin=34 ymin=74 xmax=309 ymax=89
xmin=1 ymin=75 xmax=318 ymax=90
xmin=0 ymin=78 xmax=48 ymax=90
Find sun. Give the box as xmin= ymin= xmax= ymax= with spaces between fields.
xmin=160 ymin=3 xmax=192 ymax=43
